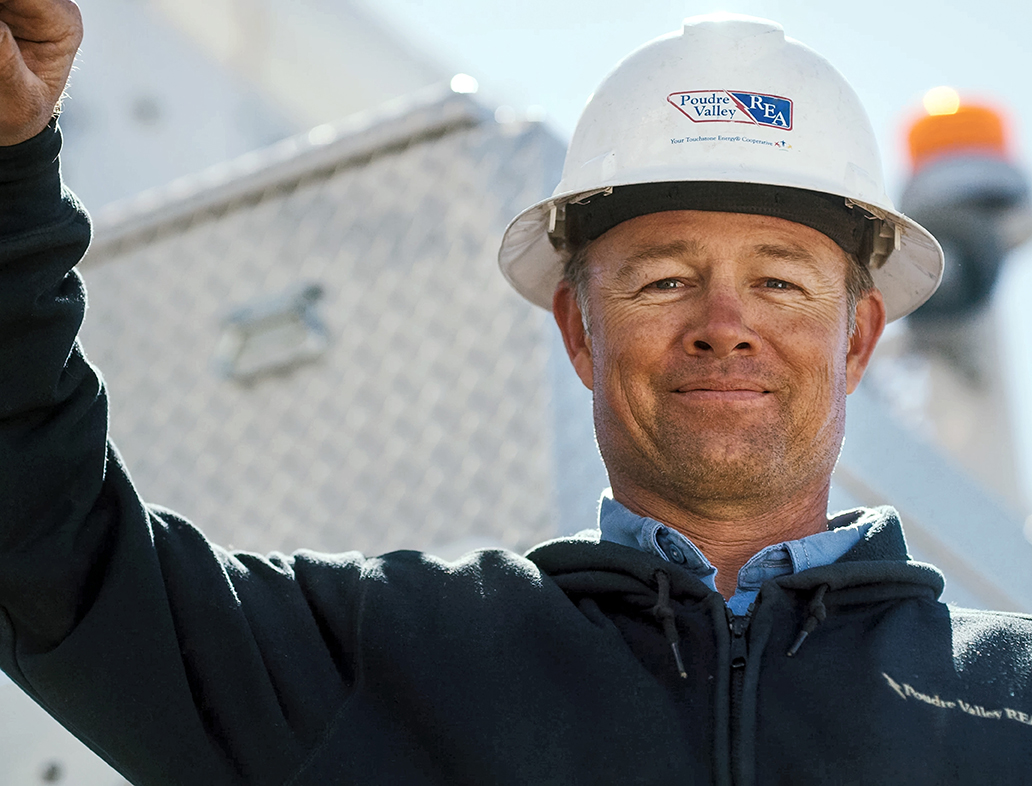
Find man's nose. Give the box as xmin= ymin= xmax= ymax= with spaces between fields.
xmin=682 ymin=289 xmax=758 ymax=358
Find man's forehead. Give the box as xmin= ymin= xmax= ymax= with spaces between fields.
xmin=591 ymin=211 xmax=847 ymax=276
xmin=614 ymin=239 xmax=828 ymax=264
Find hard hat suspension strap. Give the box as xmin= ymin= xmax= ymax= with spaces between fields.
xmin=558 ymin=181 xmax=878 ymax=265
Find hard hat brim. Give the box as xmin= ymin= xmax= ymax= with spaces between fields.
xmin=498 ymin=180 xmax=943 ymax=323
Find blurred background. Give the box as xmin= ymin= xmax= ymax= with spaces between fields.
xmin=4 ymin=0 xmax=1032 ymax=782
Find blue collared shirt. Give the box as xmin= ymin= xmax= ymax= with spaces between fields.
xmin=598 ymin=492 xmax=871 ymax=616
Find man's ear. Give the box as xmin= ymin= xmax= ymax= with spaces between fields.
xmin=845 ymin=288 xmax=886 ymax=394
xmin=553 ymin=282 xmax=594 ymax=391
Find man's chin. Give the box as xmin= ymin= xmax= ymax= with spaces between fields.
xmin=650 ymin=439 xmax=791 ymax=498
xmin=672 ymin=460 xmax=781 ymax=498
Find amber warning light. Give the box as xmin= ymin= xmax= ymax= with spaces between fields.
xmin=906 ymin=86 xmax=1011 ymax=171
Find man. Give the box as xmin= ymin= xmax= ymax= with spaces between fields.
xmin=1 ymin=2 xmax=1030 ymax=784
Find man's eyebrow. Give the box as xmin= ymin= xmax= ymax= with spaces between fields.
xmin=614 ymin=240 xmax=705 ymax=282
xmin=751 ymin=243 xmax=826 ymax=270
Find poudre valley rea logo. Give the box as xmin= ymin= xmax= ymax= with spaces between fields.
xmin=882 ymin=672 xmax=1032 ymax=728
xmin=668 ymin=90 xmax=793 ymax=129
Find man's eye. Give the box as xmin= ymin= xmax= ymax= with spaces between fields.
xmin=648 ymin=279 xmax=681 ymax=290
xmin=763 ymin=278 xmax=795 ymax=290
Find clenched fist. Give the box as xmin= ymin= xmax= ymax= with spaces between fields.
xmin=0 ymin=0 xmax=81 ymax=146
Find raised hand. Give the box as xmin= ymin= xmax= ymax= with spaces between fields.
xmin=0 ymin=0 xmax=82 ymax=146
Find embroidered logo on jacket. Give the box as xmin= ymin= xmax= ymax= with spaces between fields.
xmin=882 ymin=672 xmax=1032 ymax=727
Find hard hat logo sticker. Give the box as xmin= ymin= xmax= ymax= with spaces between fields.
xmin=668 ymin=90 xmax=793 ymax=130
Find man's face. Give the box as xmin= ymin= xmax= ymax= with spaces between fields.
xmin=554 ymin=210 xmax=884 ymax=517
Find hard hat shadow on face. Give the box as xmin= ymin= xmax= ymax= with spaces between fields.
xmin=498 ymin=12 xmax=944 ymax=324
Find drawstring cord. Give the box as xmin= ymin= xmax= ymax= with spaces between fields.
xmin=786 ymin=583 xmax=830 ymax=657
xmin=651 ymin=570 xmax=687 ymax=679
xmin=647 ymin=572 xmax=829 ymax=667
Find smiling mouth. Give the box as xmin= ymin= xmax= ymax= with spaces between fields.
xmin=674 ymin=383 xmax=771 ymax=401
xmin=676 ymin=389 xmax=768 ymax=401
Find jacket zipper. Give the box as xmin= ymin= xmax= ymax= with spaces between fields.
xmin=726 ymin=605 xmax=753 ymax=784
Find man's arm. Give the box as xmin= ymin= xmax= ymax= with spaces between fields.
xmin=0 ymin=0 xmax=95 ymax=655
xmin=0 ymin=5 xmax=362 ymax=782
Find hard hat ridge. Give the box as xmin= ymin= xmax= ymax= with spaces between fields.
xmin=677 ymin=13 xmax=787 ymax=54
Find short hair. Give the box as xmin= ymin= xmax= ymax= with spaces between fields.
xmin=561 ymin=231 xmax=875 ymax=334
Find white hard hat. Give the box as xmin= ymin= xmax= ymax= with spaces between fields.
xmin=498 ymin=13 xmax=944 ymax=322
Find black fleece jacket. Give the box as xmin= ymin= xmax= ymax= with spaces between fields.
xmin=2 ymin=124 xmax=1032 ymax=786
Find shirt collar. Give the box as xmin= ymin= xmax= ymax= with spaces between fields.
xmin=597 ymin=491 xmax=872 ymax=612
